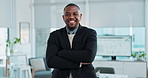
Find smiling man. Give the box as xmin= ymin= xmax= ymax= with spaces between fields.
xmin=46 ymin=3 xmax=97 ymax=78
xmin=63 ymin=4 xmax=82 ymax=31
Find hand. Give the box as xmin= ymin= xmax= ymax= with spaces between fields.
xmin=81 ymin=63 xmax=91 ymax=65
xmin=79 ymin=62 xmax=91 ymax=67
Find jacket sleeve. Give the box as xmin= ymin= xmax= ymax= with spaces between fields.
xmin=46 ymin=33 xmax=80 ymax=69
xmin=58 ymin=30 xmax=97 ymax=63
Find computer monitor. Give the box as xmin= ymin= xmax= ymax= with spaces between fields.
xmin=97 ymin=35 xmax=132 ymax=60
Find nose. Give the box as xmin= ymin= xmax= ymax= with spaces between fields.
xmin=69 ymin=14 xmax=74 ymax=18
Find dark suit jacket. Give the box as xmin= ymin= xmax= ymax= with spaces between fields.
xmin=46 ymin=25 xmax=97 ymax=78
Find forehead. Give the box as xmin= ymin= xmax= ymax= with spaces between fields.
xmin=64 ymin=6 xmax=80 ymax=13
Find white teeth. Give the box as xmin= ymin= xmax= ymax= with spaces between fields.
xmin=69 ymin=21 xmax=75 ymax=23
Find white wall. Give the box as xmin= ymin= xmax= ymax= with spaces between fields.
xmin=34 ymin=0 xmax=145 ymax=28
xmin=0 ymin=0 xmax=33 ymax=57
xmin=0 ymin=0 xmax=11 ymax=27
xmin=146 ymin=0 xmax=148 ymax=68
xmin=10 ymin=0 xmax=33 ymax=58
xmin=34 ymin=4 xmax=51 ymax=28
xmin=34 ymin=0 xmax=87 ymax=28
xmin=89 ymin=0 xmax=145 ymax=27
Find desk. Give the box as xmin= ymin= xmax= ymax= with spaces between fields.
xmin=99 ymin=74 xmax=128 ymax=78
xmin=93 ymin=60 xmax=146 ymax=78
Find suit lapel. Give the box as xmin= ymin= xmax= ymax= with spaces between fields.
xmin=61 ymin=27 xmax=71 ymax=49
xmin=72 ymin=26 xmax=83 ymax=48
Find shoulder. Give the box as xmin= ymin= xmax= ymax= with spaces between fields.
xmin=50 ymin=27 xmax=65 ymax=35
xmin=48 ymin=27 xmax=65 ymax=41
xmin=80 ymin=26 xmax=96 ymax=34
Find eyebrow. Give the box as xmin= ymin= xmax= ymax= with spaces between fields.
xmin=64 ymin=12 xmax=79 ymax=13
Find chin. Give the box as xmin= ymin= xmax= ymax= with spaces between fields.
xmin=69 ymin=25 xmax=75 ymax=28
xmin=67 ymin=26 xmax=76 ymax=31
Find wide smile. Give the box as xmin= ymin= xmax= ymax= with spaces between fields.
xmin=69 ymin=20 xmax=75 ymax=23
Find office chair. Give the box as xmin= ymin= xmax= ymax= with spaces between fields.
xmin=95 ymin=67 xmax=115 ymax=74
xmin=28 ymin=57 xmax=52 ymax=78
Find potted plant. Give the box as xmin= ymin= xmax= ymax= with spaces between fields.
xmin=6 ymin=37 xmax=20 ymax=55
xmin=132 ymin=50 xmax=146 ymax=61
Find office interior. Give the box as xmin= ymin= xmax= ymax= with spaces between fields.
xmin=0 ymin=0 xmax=148 ymax=78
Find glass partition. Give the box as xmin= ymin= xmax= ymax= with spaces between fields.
xmin=93 ymin=27 xmax=145 ymax=60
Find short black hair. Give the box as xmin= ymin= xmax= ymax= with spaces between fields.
xmin=64 ymin=3 xmax=80 ymax=11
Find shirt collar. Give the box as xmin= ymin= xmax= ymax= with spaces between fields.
xmin=66 ymin=27 xmax=78 ymax=34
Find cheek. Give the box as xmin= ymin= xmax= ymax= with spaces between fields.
xmin=65 ymin=18 xmax=69 ymax=21
xmin=63 ymin=19 xmax=68 ymax=23
xmin=63 ymin=16 xmax=67 ymax=20
xmin=79 ymin=15 xmax=82 ymax=20
xmin=76 ymin=16 xmax=81 ymax=20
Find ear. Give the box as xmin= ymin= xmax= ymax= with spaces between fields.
xmin=62 ymin=15 xmax=65 ymax=21
xmin=80 ymin=14 xmax=82 ymax=20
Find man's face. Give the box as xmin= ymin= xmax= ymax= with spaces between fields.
xmin=63 ymin=6 xmax=82 ymax=31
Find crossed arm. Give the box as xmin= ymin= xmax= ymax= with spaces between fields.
xmin=46 ymin=30 xmax=97 ymax=69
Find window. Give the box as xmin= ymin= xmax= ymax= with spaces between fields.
xmin=35 ymin=28 xmax=50 ymax=57
xmin=0 ymin=28 xmax=8 ymax=55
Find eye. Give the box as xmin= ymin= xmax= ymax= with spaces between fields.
xmin=74 ymin=13 xmax=78 ymax=16
xmin=65 ymin=13 xmax=70 ymax=16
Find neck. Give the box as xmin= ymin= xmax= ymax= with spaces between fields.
xmin=67 ymin=26 xmax=77 ymax=31
xmin=67 ymin=25 xmax=79 ymax=31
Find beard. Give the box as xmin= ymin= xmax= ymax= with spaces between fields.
xmin=67 ymin=25 xmax=77 ymax=31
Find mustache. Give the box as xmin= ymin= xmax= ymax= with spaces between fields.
xmin=68 ymin=18 xmax=75 ymax=21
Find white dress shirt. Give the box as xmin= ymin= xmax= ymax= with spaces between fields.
xmin=68 ymin=34 xmax=75 ymax=78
